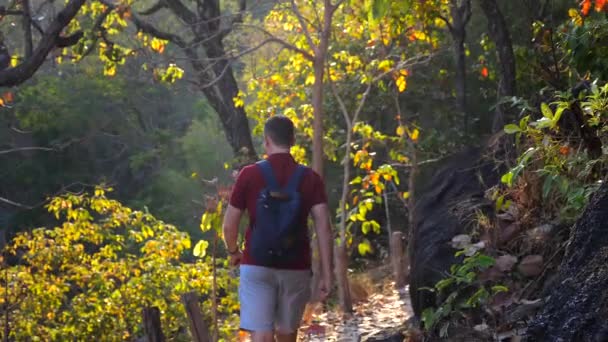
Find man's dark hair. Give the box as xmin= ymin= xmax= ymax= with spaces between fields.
xmin=264 ymin=115 xmax=295 ymax=147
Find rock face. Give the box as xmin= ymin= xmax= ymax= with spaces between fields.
xmin=409 ymin=146 xmax=502 ymax=317
xmin=527 ymin=183 xmax=608 ymax=341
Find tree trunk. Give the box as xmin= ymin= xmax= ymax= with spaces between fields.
xmin=391 ymin=232 xmax=406 ymax=288
xmin=336 ymin=123 xmax=353 ymax=313
xmin=309 ymin=0 xmax=335 ymax=305
xmin=22 ymin=0 xmax=33 ymax=59
xmin=311 ymin=59 xmax=325 ymax=175
xmin=478 ymin=0 xmax=516 ymax=132
xmin=181 ymin=292 xmax=211 ymax=342
xmin=142 ymin=307 xmax=165 ymax=342
xmin=448 ymin=0 xmax=471 ymax=132
xmin=334 ymin=244 xmax=352 ymax=313
xmin=528 ymin=183 xmax=608 ymax=341
xmin=197 ymin=40 xmax=257 ymax=162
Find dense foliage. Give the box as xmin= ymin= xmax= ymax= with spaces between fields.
xmin=0 ymin=187 xmax=239 ymax=341
xmin=0 ymin=0 xmax=607 ymax=340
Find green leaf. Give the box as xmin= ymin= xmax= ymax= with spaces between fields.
xmin=553 ymin=105 xmax=565 ymax=125
xmin=421 ymin=307 xmax=438 ymax=330
xmin=519 ymin=147 xmax=537 ymax=165
xmin=193 ymin=240 xmax=209 ymax=257
xmin=476 ymin=255 xmax=496 ymax=268
xmin=501 ymin=171 xmax=514 ymax=187
xmin=541 ymin=102 xmax=553 ymax=119
xmin=542 ymin=175 xmax=555 ymax=199
xmin=466 ymin=288 xmax=489 ymax=308
xmin=503 ymin=124 xmax=521 ymax=134
xmin=435 ymin=278 xmax=454 ymax=291
xmin=533 ymin=117 xmax=553 ymax=129
xmin=349 ymin=176 xmax=362 ymax=185
xmin=491 ymin=285 xmax=509 ymax=294
xmin=371 ymin=0 xmax=390 ymax=20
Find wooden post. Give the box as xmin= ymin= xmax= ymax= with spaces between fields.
xmin=181 ymin=292 xmax=211 ymax=342
xmin=334 ymin=244 xmax=353 ymax=313
xmin=391 ymin=232 xmax=406 ymax=288
xmin=142 ymin=306 xmax=165 ymax=342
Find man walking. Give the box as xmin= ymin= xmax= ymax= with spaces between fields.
xmin=222 ymin=116 xmax=333 ymax=342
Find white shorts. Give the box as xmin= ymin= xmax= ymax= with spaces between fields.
xmin=238 ymin=265 xmax=312 ymax=333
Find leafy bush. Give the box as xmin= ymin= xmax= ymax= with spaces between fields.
xmin=501 ymin=81 xmax=607 ymax=223
xmin=0 ymin=187 xmax=239 ymax=341
xmin=420 ymin=240 xmax=507 ymax=338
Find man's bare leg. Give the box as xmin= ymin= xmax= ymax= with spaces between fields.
xmin=250 ymin=331 xmax=275 ymax=342
xmin=275 ymin=331 xmax=298 ymax=342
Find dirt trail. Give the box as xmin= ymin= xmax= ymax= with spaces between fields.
xmin=299 ymin=282 xmax=413 ymax=341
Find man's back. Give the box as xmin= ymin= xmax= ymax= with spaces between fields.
xmin=229 ymin=152 xmax=327 ymax=270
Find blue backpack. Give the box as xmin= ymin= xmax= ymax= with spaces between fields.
xmin=250 ymin=160 xmax=307 ymax=267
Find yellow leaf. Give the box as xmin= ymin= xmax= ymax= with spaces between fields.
xmin=396 ymin=125 xmax=405 ymax=137
xmin=396 ymin=75 xmax=407 ymax=92
xmin=10 ymin=56 xmax=18 ymax=68
xmin=378 ymin=60 xmax=392 ymax=72
xmin=305 ymin=74 xmax=315 ymax=85
xmin=409 ymin=128 xmax=419 ymax=142
xmin=150 ymin=38 xmax=166 ymax=54
xmin=375 ymin=185 xmax=382 ymax=194
xmin=358 ymin=239 xmax=373 ymax=256
xmin=104 ymin=64 xmax=116 ymax=77
xmin=402 ymin=192 xmax=410 ymax=199
xmin=568 ymin=8 xmax=584 ymax=26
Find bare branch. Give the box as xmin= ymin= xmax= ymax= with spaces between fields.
xmin=436 ymin=13 xmax=454 ymax=32
xmin=235 ymin=23 xmax=314 ymax=60
xmin=82 ymin=6 xmax=114 ymax=58
xmin=464 ymin=1 xmax=472 ymax=24
xmin=0 ymin=146 xmax=56 ymax=155
xmin=164 ymin=0 xmax=197 ymax=25
xmin=138 ymin=1 xmax=167 ymax=16
xmin=290 ymin=0 xmax=317 ymax=54
xmin=56 ymin=32 xmax=84 ymax=48
xmin=0 ymin=0 xmax=87 ymax=87
xmin=132 ymin=14 xmax=187 ymax=48
xmin=0 ymin=196 xmax=34 ymax=209
xmin=100 ymin=0 xmax=186 ymax=48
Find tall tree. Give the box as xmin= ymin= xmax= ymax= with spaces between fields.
xmin=439 ymin=0 xmax=472 ymax=132
xmin=0 ymin=0 xmax=258 ymax=162
xmin=478 ymin=0 xmax=517 ymax=132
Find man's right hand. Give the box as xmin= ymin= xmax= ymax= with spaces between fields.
xmin=229 ymin=251 xmax=242 ymax=267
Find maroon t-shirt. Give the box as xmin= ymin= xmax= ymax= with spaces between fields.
xmin=229 ymin=153 xmax=328 ymax=270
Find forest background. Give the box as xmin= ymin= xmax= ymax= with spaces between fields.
xmin=0 ymin=0 xmax=606 ymax=340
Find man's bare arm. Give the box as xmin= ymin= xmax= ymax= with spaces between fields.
xmin=222 ymin=204 xmax=243 ymax=253
xmin=311 ymin=203 xmax=333 ymax=283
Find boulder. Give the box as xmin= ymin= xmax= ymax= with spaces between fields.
xmin=408 ymin=146 xmax=503 ymax=317
xmin=527 ymin=183 xmax=608 ymax=341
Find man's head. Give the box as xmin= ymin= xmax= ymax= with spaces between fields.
xmin=263 ymin=115 xmax=295 ymax=153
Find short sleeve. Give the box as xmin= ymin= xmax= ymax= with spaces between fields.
xmin=309 ymin=170 xmax=328 ymax=206
xmin=229 ymin=166 xmax=252 ymax=210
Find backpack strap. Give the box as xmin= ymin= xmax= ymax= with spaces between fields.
xmin=256 ymin=160 xmax=280 ymax=191
xmin=283 ymin=165 xmax=307 ymax=193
